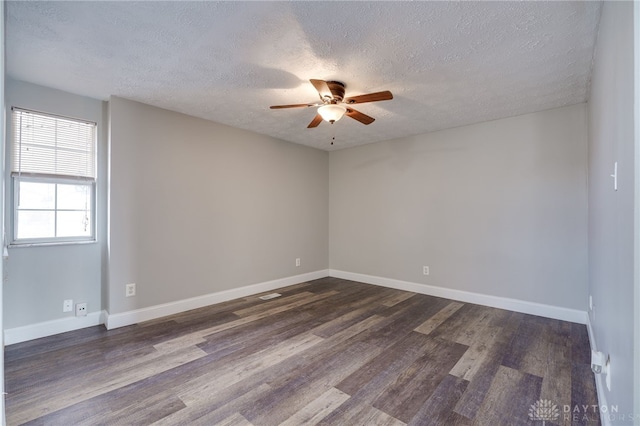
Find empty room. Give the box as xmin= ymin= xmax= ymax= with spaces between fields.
xmin=0 ymin=1 xmax=638 ymax=425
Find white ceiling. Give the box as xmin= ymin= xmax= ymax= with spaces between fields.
xmin=6 ymin=1 xmax=602 ymax=151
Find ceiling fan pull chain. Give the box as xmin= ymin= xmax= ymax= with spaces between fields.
xmin=331 ymin=124 xmax=337 ymax=146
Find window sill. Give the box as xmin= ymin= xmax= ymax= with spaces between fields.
xmin=8 ymin=240 xmax=98 ymax=249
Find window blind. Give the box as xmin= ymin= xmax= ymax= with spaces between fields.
xmin=11 ymin=108 xmax=97 ymax=180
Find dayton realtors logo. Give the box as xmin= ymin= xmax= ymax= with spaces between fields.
xmin=528 ymin=399 xmax=560 ymax=425
xmin=529 ymin=399 xmax=620 ymax=424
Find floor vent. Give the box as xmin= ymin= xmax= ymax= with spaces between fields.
xmin=259 ymin=293 xmax=282 ymax=300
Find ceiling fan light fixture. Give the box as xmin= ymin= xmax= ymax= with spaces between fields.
xmin=318 ymin=104 xmax=347 ymax=123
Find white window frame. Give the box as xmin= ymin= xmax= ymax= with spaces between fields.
xmin=11 ymin=174 xmax=96 ymax=246
xmin=9 ymin=107 xmax=97 ymax=247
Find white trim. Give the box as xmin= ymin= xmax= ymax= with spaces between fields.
xmin=586 ymin=311 xmax=597 ymax=351
xmin=3 ymin=270 xmax=328 ymax=343
xmin=633 ymin=0 xmax=640 ymax=418
xmin=105 ymin=270 xmax=329 ymax=330
xmin=329 ymin=269 xmax=588 ymax=324
xmin=4 ymin=310 xmax=105 ymax=346
xmin=5 ymin=269 xmax=587 ymax=345
xmin=586 ymin=315 xmax=613 ymax=426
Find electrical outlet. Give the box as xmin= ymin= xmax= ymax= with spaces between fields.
xmin=63 ymin=299 xmax=73 ymax=313
xmin=423 ymin=266 xmax=430 ymax=275
xmin=75 ymin=302 xmax=87 ymax=317
xmin=296 ymin=258 xmax=301 ymax=267
xmin=126 ymin=283 xmax=136 ymax=297
xmin=589 ymin=295 xmax=593 ymax=311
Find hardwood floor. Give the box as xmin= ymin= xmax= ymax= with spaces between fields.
xmin=5 ymin=278 xmax=600 ymax=425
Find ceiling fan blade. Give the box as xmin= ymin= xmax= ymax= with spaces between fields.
xmin=307 ymin=114 xmax=323 ymax=128
xmin=346 ymin=108 xmax=375 ymax=125
xmin=345 ymin=91 xmax=393 ymax=104
xmin=310 ymin=79 xmax=333 ymax=101
xmin=270 ymin=103 xmax=318 ymax=109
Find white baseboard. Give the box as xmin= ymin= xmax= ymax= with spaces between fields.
xmin=329 ymin=269 xmax=588 ymax=324
xmin=105 ymin=269 xmax=329 ymax=330
xmin=4 ymin=270 xmax=329 ymax=343
xmin=5 ymin=269 xmax=587 ymax=345
xmin=586 ymin=315 xmax=612 ymax=426
xmin=4 ymin=310 xmax=106 ymax=346
xmin=586 ymin=313 xmax=597 ymax=354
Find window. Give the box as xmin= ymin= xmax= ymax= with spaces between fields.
xmin=11 ymin=108 xmax=97 ymax=245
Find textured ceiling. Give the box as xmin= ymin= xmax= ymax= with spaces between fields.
xmin=6 ymin=1 xmax=602 ymax=151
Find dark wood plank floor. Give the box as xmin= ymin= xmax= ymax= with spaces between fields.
xmin=4 ymin=278 xmax=600 ymax=425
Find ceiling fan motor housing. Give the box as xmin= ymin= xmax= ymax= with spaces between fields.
xmin=326 ymin=81 xmax=346 ymax=103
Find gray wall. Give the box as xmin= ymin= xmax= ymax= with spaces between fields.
xmin=108 ymin=97 xmax=328 ymax=315
xmin=587 ymin=1 xmax=636 ymax=421
xmin=330 ymin=104 xmax=588 ymax=310
xmin=4 ymin=79 xmax=107 ymax=328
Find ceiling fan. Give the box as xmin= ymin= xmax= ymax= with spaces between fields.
xmin=270 ymin=79 xmax=393 ymax=128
